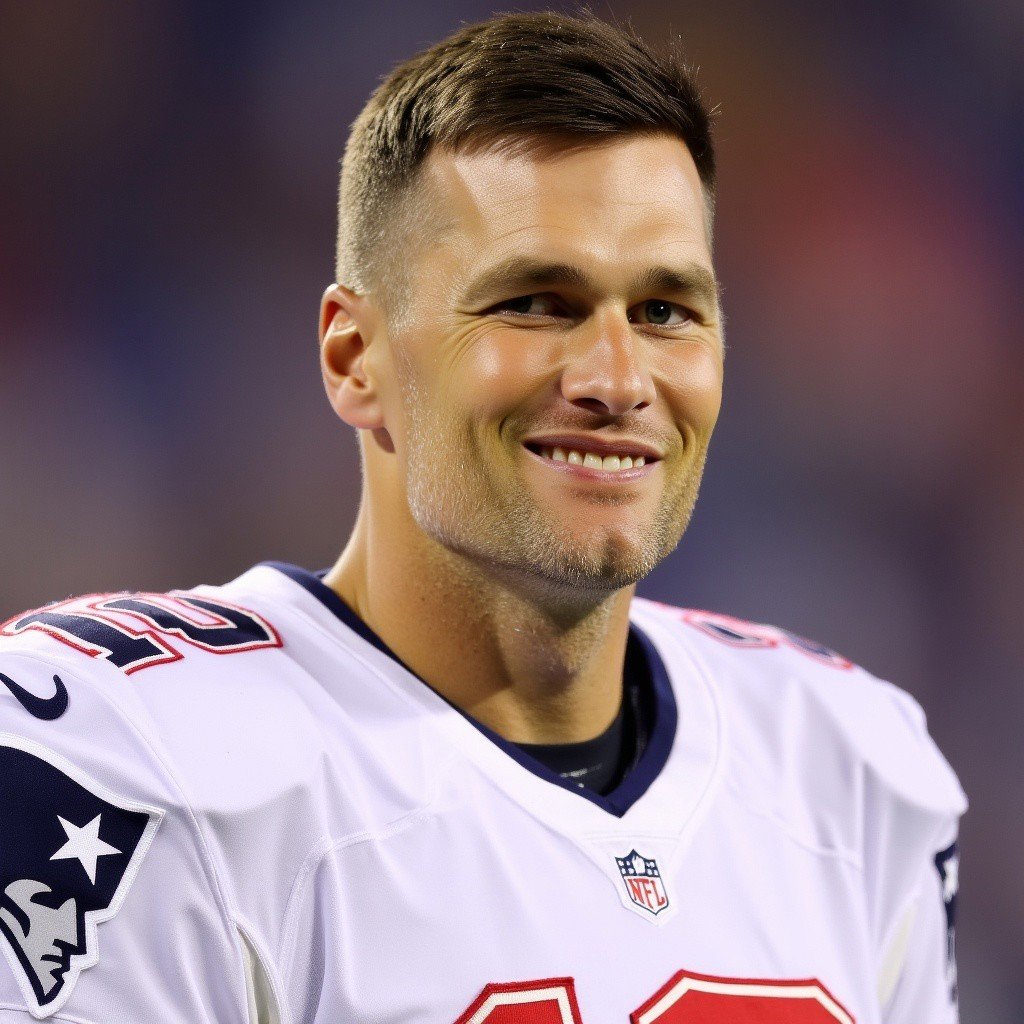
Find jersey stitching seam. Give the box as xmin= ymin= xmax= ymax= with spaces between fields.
xmin=276 ymin=800 xmax=446 ymax=990
xmin=724 ymin=776 xmax=865 ymax=869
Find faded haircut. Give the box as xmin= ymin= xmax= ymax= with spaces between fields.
xmin=336 ymin=9 xmax=717 ymax=320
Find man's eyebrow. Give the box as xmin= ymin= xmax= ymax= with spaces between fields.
xmin=459 ymin=257 xmax=719 ymax=310
xmin=630 ymin=263 xmax=720 ymax=310
xmin=459 ymin=259 xmax=591 ymax=308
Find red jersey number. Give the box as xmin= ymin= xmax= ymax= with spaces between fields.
xmin=455 ymin=979 xmax=584 ymax=1024
xmin=632 ymin=971 xmax=854 ymax=1023
xmin=458 ymin=972 xmax=854 ymax=1024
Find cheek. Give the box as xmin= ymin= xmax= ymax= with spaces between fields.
xmin=459 ymin=333 xmax=552 ymax=414
xmin=661 ymin=348 xmax=724 ymax=436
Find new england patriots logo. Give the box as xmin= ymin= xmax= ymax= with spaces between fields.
xmin=0 ymin=736 xmax=162 ymax=1018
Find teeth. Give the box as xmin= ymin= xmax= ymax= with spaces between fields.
xmin=535 ymin=445 xmax=649 ymax=472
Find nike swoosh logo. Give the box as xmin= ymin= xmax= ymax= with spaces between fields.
xmin=0 ymin=672 xmax=69 ymax=720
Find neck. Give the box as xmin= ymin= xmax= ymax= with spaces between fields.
xmin=323 ymin=507 xmax=635 ymax=745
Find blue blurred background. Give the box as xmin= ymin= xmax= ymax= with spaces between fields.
xmin=1 ymin=1 xmax=1020 ymax=1017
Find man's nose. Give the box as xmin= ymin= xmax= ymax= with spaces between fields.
xmin=559 ymin=311 xmax=657 ymax=416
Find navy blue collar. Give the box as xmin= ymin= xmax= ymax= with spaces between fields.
xmin=262 ymin=561 xmax=677 ymax=818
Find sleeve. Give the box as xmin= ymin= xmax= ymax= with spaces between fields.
xmin=858 ymin=682 xmax=965 ymax=1024
xmin=877 ymin=830 xmax=961 ymax=1024
xmin=0 ymin=648 xmax=255 ymax=1024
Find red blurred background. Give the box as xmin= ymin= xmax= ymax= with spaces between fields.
xmin=1 ymin=2 xmax=1020 ymax=1017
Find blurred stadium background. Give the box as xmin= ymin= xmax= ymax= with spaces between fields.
xmin=1 ymin=1 xmax=1020 ymax=1017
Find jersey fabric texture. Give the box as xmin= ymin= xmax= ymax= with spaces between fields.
xmin=0 ymin=563 xmax=966 ymax=1024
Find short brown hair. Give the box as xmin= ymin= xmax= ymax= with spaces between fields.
xmin=336 ymin=9 xmax=717 ymax=311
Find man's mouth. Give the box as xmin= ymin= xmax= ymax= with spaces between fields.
xmin=524 ymin=434 xmax=659 ymax=477
xmin=525 ymin=442 xmax=646 ymax=472
xmin=522 ymin=442 xmax=659 ymax=479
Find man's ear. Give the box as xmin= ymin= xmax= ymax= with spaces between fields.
xmin=319 ymin=283 xmax=385 ymax=431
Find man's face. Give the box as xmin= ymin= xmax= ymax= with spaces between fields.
xmin=369 ymin=133 xmax=723 ymax=598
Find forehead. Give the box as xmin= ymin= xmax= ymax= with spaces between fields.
xmin=418 ymin=134 xmax=712 ymax=285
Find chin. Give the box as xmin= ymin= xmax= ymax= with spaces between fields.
xmin=538 ymin=536 xmax=663 ymax=592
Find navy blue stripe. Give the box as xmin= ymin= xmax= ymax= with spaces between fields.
xmin=260 ymin=561 xmax=676 ymax=817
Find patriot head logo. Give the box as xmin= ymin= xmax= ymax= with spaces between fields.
xmin=0 ymin=735 xmax=162 ymax=1018
xmin=615 ymin=849 xmax=669 ymax=916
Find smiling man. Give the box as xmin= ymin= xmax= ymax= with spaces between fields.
xmin=0 ymin=11 xmax=964 ymax=1024
xmin=320 ymin=132 xmax=723 ymax=751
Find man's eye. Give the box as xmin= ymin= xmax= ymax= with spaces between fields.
xmin=491 ymin=295 xmax=558 ymax=317
xmin=630 ymin=300 xmax=693 ymax=327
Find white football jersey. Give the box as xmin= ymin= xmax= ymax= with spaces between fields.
xmin=0 ymin=562 xmax=965 ymax=1024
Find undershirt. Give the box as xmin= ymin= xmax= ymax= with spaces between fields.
xmin=514 ymin=629 xmax=652 ymax=796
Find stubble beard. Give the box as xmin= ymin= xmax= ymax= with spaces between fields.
xmin=403 ymin=402 xmax=708 ymax=600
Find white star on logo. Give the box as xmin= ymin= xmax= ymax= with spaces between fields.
xmin=50 ymin=814 xmax=121 ymax=884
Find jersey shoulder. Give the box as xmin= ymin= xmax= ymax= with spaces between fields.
xmin=0 ymin=571 xmax=428 ymax=1013
xmin=631 ymin=596 xmax=967 ymax=820
xmin=0 ymin=579 xmax=301 ymax=809
xmin=0 ymin=589 xmax=265 ymax=1018
xmin=0 ymin=580 xmax=291 ymax=787
xmin=0 ymin=571 xmax=444 ymax=830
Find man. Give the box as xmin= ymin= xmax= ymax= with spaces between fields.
xmin=0 ymin=11 xmax=964 ymax=1024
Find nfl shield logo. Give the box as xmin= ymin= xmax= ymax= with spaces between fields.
xmin=616 ymin=849 xmax=669 ymax=916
